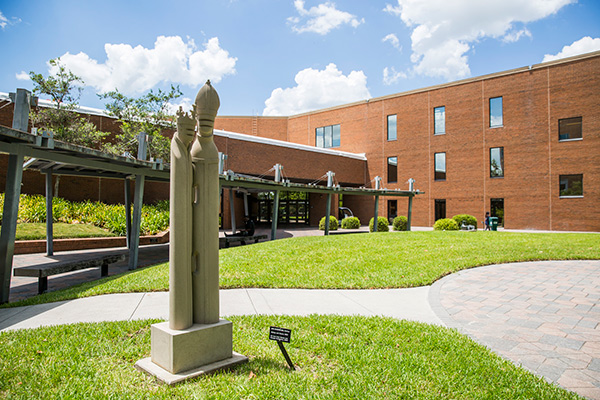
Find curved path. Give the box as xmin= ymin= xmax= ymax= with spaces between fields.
xmin=1 ymin=260 xmax=598 ymax=399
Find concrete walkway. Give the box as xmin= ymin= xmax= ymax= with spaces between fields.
xmin=2 ymin=249 xmax=599 ymax=398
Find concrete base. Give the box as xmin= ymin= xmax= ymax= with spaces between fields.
xmin=135 ymin=352 xmax=248 ymax=385
xmin=149 ymin=319 xmax=234 ymax=374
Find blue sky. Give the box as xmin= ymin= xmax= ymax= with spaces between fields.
xmin=1 ymin=0 xmax=599 ymax=116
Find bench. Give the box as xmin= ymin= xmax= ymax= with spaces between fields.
xmin=219 ymin=234 xmax=268 ymax=248
xmin=13 ymin=253 xmax=126 ymax=294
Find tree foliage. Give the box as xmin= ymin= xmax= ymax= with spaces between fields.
xmin=29 ymin=58 xmax=109 ymax=149
xmin=99 ymin=86 xmax=182 ymax=161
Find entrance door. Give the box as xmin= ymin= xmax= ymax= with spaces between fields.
xmin=434 ymin=199 xmax=446 ymax=222
xmin=388 ymin=200 xmax=398 ymax=223
xmin=490 ymin=198 xmax=504 ymax=227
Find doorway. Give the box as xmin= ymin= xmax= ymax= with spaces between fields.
xmin=388 ymin=200 xmax=398 ymax=223
xmin=490 ymin=198 xmax=504 ymax=227
xmin=434 ymin=199 xmax=446 ymax=222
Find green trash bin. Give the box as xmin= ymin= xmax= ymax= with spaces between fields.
xmin=489 ymin=217 xmax=498 ymax=231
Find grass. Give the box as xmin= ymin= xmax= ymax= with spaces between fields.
xmin=0 ymin=315 xmax=581 ymax=399
xmin=4 ymin=231 xmax=599 ymax=309
xmin=15 ymin=222 xmax=115 ymax=241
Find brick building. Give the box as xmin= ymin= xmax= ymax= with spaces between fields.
xmin=215 ymin=52 xmax=600 ymax=232
xmin=1 ymin=51 xmax=599 ymax=231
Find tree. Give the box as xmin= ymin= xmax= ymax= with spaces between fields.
xmin=100 ymin=86 xmax=182 ymax=162
xmin=29 ymin=58 xmax=110 ymax=149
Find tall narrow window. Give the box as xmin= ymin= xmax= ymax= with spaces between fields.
xmin=315 ymin=124 xmax=340 ymax=148
xmin=558 ymin=117 xmax=582 ymax=141
xmin=434 ymin=152 xmax=446 ymax=181
xmin=316 ymin=127 xmax=324 ymax=148
xmin=435 ymin=199 xmax=446 ymax=221
xmin=490 ymin=147 xmax=504 ymax=178
xmin=559 ymin=174 xmax=583 ymax=197
xmin=387 ymin=200 xmax=398 ymax=222
xmin=489 ymin=97 xmax=503 ymax=127
xmin=387 ymin=114 xmax=397 ymax=141
xmin=387 ymin=156 xmax=398 ymax=183
xmin=434 ymin=106 xmax=445 ymax=135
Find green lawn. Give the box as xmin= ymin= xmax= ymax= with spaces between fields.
xmin=4 ymin=231 xmax=598 ymax=308
xmin=15 ymin=222 xmax=115 ymax=240
xmin=0 ymin=315 xmax=581 ymax=399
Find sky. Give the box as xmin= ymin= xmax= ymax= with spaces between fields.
xmin=1 ymin=0 xmax=599 ymax=117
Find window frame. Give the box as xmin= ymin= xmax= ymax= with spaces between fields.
xmin=559 ymin=174 xmax=583 ymax=198
xmin=489 ymin=147 xmax=504 ymax=178
xmin=434 ymin=152 xmax=446 ymax=181
xmin=489 ymin=96 xmax=503 ymax=128
xmin=434 ymin=106 xmax=445 ymax=135
xmin=387 ymin=156 xmax=398 ymax=183
xmin=315 ymin=124 xmax=341 ymax=148
xmin=387 ymin=114 xmax=397 ymax=141
xmin=558 ymin=116 xmax=582 ymax=142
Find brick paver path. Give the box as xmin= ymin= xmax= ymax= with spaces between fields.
xmin=430 ymin=260 xmax=600 ymax=400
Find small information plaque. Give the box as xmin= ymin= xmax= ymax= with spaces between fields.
xmin=269 ymin=326 xmax=292 ymax=343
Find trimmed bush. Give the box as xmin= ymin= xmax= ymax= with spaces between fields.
xmin=392 ymin=215 xmax=408 ymax=231
xmin=319 ymin=215 xmax=339 ymax=231
xmin=369 ymin=216 xmax=389 ymax=232
xmin=341 ymin=216 xmax=360 ymax=229
xmin=452 ymin=214 xmax=478 ymax=230
xmin=433 ymin=218 xmax=459 ymax=231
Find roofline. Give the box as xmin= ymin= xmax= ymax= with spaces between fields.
xmin=215 ymin=129 xmax=367 ymax=161
xmin=0 ymin=92 xmax=112 ymax=118
xmin=226 ymin=50 xmax=600 ymax=119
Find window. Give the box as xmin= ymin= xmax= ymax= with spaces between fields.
xmin=489 ymin=97 xmax=503 ymax=127
xmin=490 ymin=198 xmax=504 ymax=227
xmin=490 ymin=147 xmax=504 ymax=178
xmin=387 ymin=115 xmax=397 ymax=141
xmin=435 ymin=199 xmax=446 ymax=221
xmin=434 ymin=106 xmax=445 ymax=135
xmin=559 ymin=174 xmax=583 ymax=197
xmin=388 ymin=200 xmax=397 ymax=222
xmin=434 ymin=152 xmax=446 ymax=181
xmin=387 ymin=156 xmax=398 ymax=183
xmin=559 ymin=117 xmax=582 ymax=141
xmin=315 ymin=124 xmax=340 ymax=148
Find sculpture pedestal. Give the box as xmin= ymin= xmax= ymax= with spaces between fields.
xmin=135 ymin=320 xmax=247 ymax=385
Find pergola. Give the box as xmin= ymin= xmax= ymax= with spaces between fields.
xmin=0 ymin=89 xmax=421 ymax=304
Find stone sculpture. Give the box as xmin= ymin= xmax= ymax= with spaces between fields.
xmin=136 ymin=81 xmax=246 ymax=384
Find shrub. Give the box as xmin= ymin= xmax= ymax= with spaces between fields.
xmin=433 ymin=218 xmax=459 ymax=231
xmin=452 ymin=214 xmax=478 ymax=230
xmin=341 ymin=216 xmax=360 ymax=229
xmin=392 ymin=215 xmax=408 ymax=231
xmin=369 ymin=216 xmax=389 ymax=232
xmin=319 ymin=216 xmax=339 ymax=231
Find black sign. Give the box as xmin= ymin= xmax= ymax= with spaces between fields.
xmin=269 ymin=326 xmax=292 ymax=343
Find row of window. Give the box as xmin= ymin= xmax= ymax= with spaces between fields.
xmin=387 ymin=152 xmax=583 ymax=197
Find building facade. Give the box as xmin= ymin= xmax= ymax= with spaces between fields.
xmin=216 ymin=52 xmax=600 ymax=232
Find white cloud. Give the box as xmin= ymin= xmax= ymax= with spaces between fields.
xmin=543 ymin=36 xmax=600 ymax=62
xmin=383 ymin=67 xmax=406 ymax=85
xmin=0 ymin=11 xmax=7 ymax=29
xmin=15 ymin=71 xmax=30 ymax=80
xmin=383 ymin=0 xmax=574 ymax=80
xmin=263 ymin=63 xmax=370 ymax=116
xmin=55 ymin=36 xmax=237 ymax=94
xmin=382 ymin=33 xmax=402 ymax=51
xmin=289 ymin=1 xmax=364 ymax=35
xmin=165 ymin=97 xmax=194 ymax=115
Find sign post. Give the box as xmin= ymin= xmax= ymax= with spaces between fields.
xmin=269 ymin=326 xmax=295 ymax=370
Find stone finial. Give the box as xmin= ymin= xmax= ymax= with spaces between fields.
xmin=195 ymin=80 xmax=220 ymax=137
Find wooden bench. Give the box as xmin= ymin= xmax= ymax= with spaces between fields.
xmin=219 ymin=234 xmax=268 ymax=248
xmin=13 ymin=253 xmax=126 ymax=294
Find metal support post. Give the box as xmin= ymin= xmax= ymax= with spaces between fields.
xmin=229 ymin=189 xmax=237 ymax=234
xmin=45 ymin=170 xmax=54 ymax=256
xmin=0 ymin=88 xmax=32 ymax=303
xmin=124 ymin=179 xmax=132 ymax=248
xmin=324 ymin=194 xmax=332 ymax=236
xmin=271 ymin=191 xmax=280 ymax=240
xmin=128 ymin=175 xmax=145 ymax=269
xmin=407 ymin=196 xmax=413 ymax=231
xmin=243 ymin=192 xmax=249 ymax=217
xmin=373 ymin=196 xmax=380 ymax=229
